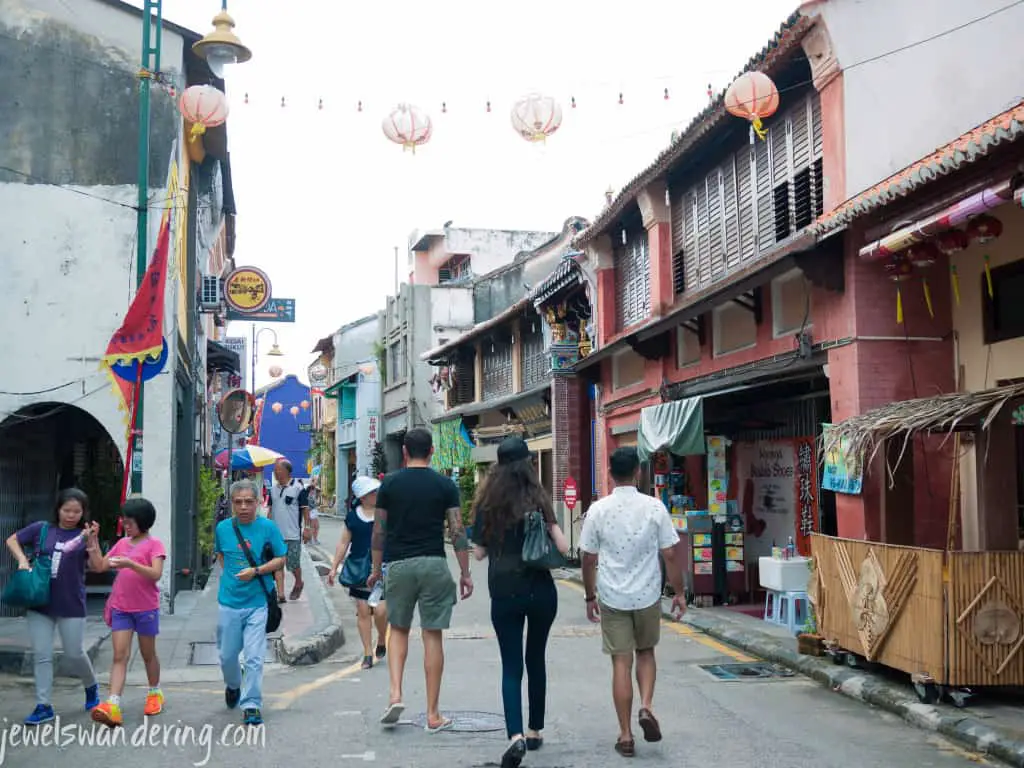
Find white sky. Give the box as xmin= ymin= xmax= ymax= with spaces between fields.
xmin=143 ymin=0 xmax=800 ymax=388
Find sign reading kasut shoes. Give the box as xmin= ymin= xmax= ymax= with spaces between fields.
xmin=223 ymin=267 xmax=271 ymax=313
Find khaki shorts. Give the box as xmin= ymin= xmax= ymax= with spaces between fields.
xmin=385 ymin=556 xmax=457 ymax=630
xmin=599 ymin=601 xmax=662 ymax=655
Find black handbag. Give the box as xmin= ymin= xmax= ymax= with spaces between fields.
xmin=521 ymin=509 xmax=567 ymax=570
xmin=232 ymin=520 xmax=283 ymax=633
xmin=339 ymin=550 xmax=371 ymax=588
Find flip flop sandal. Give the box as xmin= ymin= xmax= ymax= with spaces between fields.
xmin=361 ymin=656 xmax=373 ymax=669
xmin=638 ymin=708 xmax=662 ymax=742
xmin=614 ymin=738 xmax=635 ymax=757
xmin=375 ymin=644 xmax=387 ymax=660
xmin=425 ymin=717 xmax=454 ymax=734
xmin=380 ymin=702 xmax=405 ymax=725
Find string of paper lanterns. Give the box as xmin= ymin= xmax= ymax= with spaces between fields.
xmin=880 ymin=212 xmax=1005 ymax=324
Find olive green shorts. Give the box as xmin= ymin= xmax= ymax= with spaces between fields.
xmin=599 ymin=601 xmax=662 ymax=655
xmin=385 ymin=556 xmax=457 ymax=630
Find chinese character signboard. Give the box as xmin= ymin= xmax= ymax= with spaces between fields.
xmin=222 ymin=336 xmax=248 ymax=390
xmin=366 ymin=409 xmax=379 ymax=475
xmin=793 ymin=436 xmax=818 ymax=555
xmin=821 ymin=423 xmax=863 ymax=494
xmin=223 ymin=267 xmax=271 ymax=313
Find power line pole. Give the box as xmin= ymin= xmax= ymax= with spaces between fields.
xmin=132 ymin=0 xmax=164 ymax=494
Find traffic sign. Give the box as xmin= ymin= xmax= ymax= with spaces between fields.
xmin=564 ymin=476 xmax=578 ymax=510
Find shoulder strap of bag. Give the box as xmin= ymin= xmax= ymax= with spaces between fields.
xmin=36 ymin=523 xmax=49 ymax=558
xmin=231 ymin=520 xmax=273 ymax=599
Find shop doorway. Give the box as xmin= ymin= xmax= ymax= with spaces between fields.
xmin=0 ymin=402 xmax=123 ymax=616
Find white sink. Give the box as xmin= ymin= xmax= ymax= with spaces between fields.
xmin=759 ymin=556 xmax=811 ymax=593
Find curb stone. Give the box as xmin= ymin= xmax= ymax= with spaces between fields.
xmin=275 ymin=546 xmax=345 ymax=666
xmin=557 ymin=569 xmax=1024 ymax=768
xmin=0 ymin=626 xmax=111 ymax=677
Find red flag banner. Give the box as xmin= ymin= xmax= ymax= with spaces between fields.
xmin=101 ymin=217 xmax=171 ymax=434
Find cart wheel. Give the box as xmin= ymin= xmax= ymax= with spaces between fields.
xmin=948 ymin=689 xmax=974 ymax=709
xmin=845 ymin=652 xmax=863 ymax=669
xmin=914 ymin=682 xmax=940 ymax=704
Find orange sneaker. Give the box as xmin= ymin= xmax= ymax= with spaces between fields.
xmin=144 ymin=690 xmax=164 ymax=716
xmin=91 ymin=701 xmax=123 ymax=728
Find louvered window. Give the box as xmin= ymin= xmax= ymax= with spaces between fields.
xmin=520 ymin=320 xmax=547 ymax=388
xmin=340 ymin=384 xmax=357 ymax=421
xmin=671 ymin=90 xmax=824 ymax=294
xmin=482 ymin=339 xmax=513 ymax=401
xmin=450 ymin=350 xmax=476 ymax=406
xmin=614 ymin=231 xmax=651 ymax=330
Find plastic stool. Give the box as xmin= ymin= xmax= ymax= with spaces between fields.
xmin=777 ymin=591 xmax=809 ymax=635
xmin=763 ymin=589 xmax=782 ymax=623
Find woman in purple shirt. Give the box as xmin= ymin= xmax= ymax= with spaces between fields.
xmin=5 ymin=488 xmax=106 ymax=725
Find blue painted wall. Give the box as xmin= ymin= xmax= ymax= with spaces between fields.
xmin=258 ymin=375 xmax=313 ymax=486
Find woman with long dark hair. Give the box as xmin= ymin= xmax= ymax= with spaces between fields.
xmin=5 ymin=488 xmax=105 ymax=724
xmin=473 ymin=437 xmax=570 ymax=768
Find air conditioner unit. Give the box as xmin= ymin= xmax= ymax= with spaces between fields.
xmin=199 ymin=275 xmax=222 ymax=312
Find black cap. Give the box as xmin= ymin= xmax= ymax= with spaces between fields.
xmin=496 ymin=436 xmax=531 ymax=465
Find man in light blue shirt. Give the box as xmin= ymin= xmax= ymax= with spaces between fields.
xmin=214 ymin=479 xmax=286 ymax=726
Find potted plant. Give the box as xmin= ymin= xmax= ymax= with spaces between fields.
xmin=457 ymin=467 xmax=476 ymax=541
xmin=798 ymin=556 xmax=825 ymax=656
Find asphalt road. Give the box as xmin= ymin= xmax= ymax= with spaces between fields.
xmin=0 ymin=515 xmax=996 ymax=767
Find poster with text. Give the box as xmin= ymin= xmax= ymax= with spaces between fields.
xmin=793 ymin=437 xmax=819 ymax=555
xmin=706 ymin=436 xmax=729 ymax=516
xmin=735 ymin=441 xmax=796 ymax=562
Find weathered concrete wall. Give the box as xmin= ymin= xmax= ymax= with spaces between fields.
xmin=0 ymin=0 xmax=189 ymax=606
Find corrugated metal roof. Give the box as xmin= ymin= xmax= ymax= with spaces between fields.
xmin=573 ymin=11 xmax=811 ymax=248
xmin=812 ymin=100 xmax=1024 ymax=235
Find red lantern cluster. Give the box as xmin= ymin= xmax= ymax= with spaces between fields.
xmin=880 ymin=213 xmax=1003 ymax=325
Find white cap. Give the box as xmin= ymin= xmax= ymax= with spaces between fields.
xmin=351 ymin=475 xmax=381 ymax=500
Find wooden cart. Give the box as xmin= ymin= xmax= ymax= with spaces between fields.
xmin=810 ymin=534 xmax=1024 ymax=705
xmin=812 ymin=383 xmax=1024 ymax=706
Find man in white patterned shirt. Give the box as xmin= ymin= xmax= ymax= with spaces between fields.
xmin=579 ymin=446 xmax=686 ymax=758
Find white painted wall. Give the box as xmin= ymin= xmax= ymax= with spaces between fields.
xmin=430 ymin=286 xmax=475 ymax=347
xmin=445 ymin=228 xmax=556 ymax=276
xmin=807 ymin=0 xmax=1024 ymax=198
xmin=0 ymin=0 xmax=191 ymax=607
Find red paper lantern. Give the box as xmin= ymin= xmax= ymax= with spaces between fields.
xmin=300 ymin=400 xmax=310 ymax=410
xmin=271 ymin=402 xmax=283 ymax=414
xmin=885 ymin=253 xmax=913 ymax=324
xmin=382 ymin=103 xmax=433 ymax=154
xmin=289 ymin=405 xmax=300 ymax=417
xmin=966 ymin=214 xmax=1002 ymax=243
xmin=179 ymin=85 xmax=228 ymax=142
xmin=935 ymin=229 xmax=969 ymax=306
xmin=907 ymin=242 xmax=940 ymax=319
xmin=724 ymin=71 xmax=780 ymax=141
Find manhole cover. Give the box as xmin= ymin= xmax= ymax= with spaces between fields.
xmin=408 ymin=710 xmax=505 ymax=732
xmin=189 ymin=640 xmax=278 ymax=666
xmin=698 ymin=662 xmax=795 ymax=681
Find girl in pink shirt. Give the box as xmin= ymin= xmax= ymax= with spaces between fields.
xmin=89 ymin=497 xmax=166 ymax=728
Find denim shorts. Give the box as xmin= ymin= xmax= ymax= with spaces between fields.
xmin=110 ymin=608 xmax=160 ymax=636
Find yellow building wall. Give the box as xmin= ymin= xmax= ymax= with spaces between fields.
xmin=950 ymin=202 xmax=1024 ymax=548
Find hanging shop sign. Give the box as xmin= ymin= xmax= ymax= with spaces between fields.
xmin=821 ymin=423 xmax=863 ymax=495
xmin=564 ymin=477 xmax=578 ymax=510
xmin=217 ymin=388 xmax=256 ymax=434
xmin=226 ymin=297 xmax=295 ymax=323
xmin=794 ymin=437 xmax=819 ymax=556
xmin=223 ymin=266 xmax=272 ymax=314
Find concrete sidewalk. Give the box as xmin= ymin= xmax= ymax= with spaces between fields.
xmin=0 ymin=543 xmax=345 ymax=687
xmin=560 ymin=568 xmax=1024 ymax=768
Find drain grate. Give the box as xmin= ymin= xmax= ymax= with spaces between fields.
xmin=189 ymin=640 xmax=278 ymax=666
xmin=698 ymin=662 xmax=796 ymax=681
xmin=407 ymin=710 xmax=505 ymax=733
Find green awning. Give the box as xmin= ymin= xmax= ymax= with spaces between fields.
xmin=637 ymin=397 xmax=705 ymax=462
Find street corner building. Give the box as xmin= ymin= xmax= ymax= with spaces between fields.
xmin=509 ymin=0 xmax=1024 ymax=700
xmin=254 ymin=375 xmax=314 ymax=486
xmin=0 ymin=0 xmax=243 ymax=612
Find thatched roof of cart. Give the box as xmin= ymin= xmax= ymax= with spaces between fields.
xmin=820 ymin=382 xmax=1024 ymax=476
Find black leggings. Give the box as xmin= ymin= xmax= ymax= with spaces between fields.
xmin=489 ymin=578 xmax=558 ymax=739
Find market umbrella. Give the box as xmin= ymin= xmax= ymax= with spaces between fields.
xmin=213 ymin=449 xmax=231 ymax=470
xmin=230 ymin=445 xmax=285 ymax=471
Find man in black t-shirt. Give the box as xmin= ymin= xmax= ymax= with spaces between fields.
xmin=367 ymin=427 xmax=473 ymax=733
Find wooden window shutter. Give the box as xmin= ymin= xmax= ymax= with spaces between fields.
xmin=707 ymin=171 xmax=724 ymax=280
xmin=736 ymin=145 xmax=757 ymax=263
xmin=722 ymin=159 xmax=740 ymax=272
xmin=755 ymin=135 xmax=773 ymax=252
xmin=684 ymin=193 xmax=698 ymax=293
xmin=696 ymin=182 xmax=711 ymax=288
